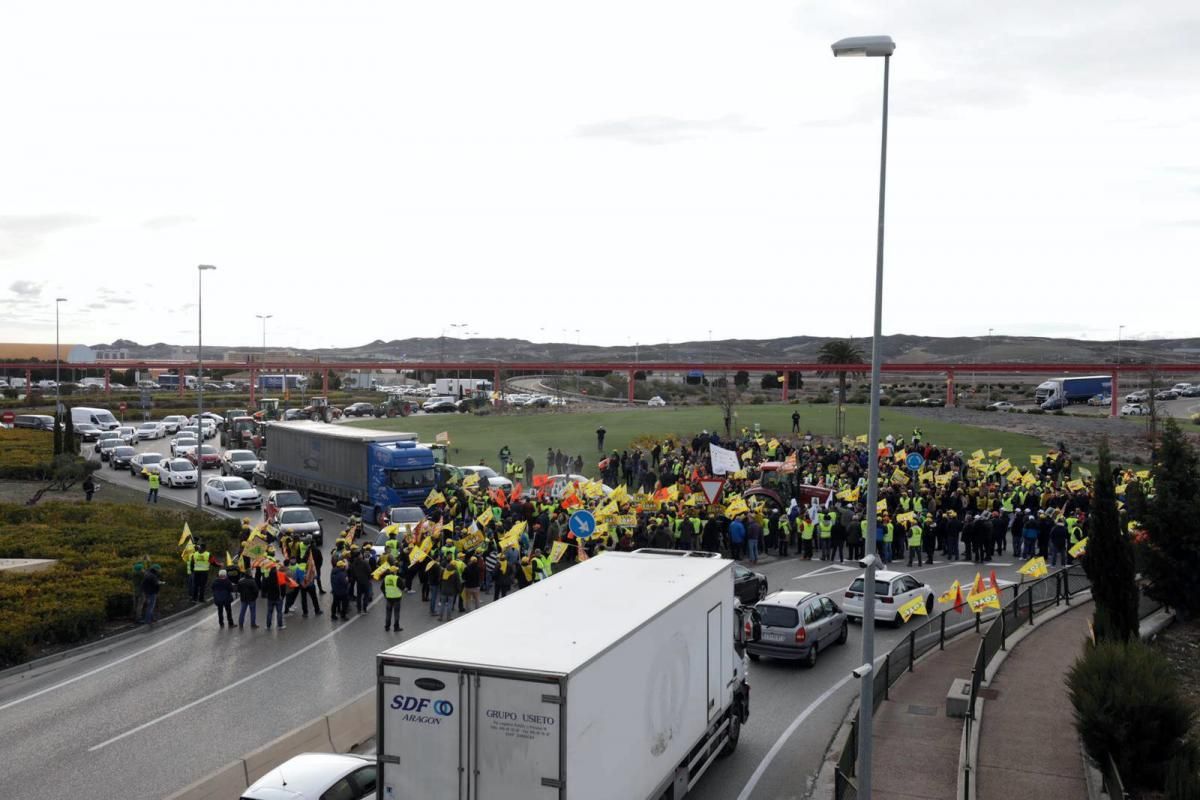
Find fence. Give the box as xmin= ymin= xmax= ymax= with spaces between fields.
xmin=834 ymin=565 xmax=1089 ymax=800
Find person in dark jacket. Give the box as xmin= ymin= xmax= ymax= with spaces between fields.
xmin=211 ymin=569 xmax=235 ymax=628
xmin=330 ymin=560 xmax=351 ymax=621
xmin=264 ymin=566 xmax=285 ymax=629
xmin=350 ymin=550 xmax=373 ymax=614
xmin=236 ymin=572 xmax=259 ymax=629
xmin=140 ymin=565 xmax=161 ymax=625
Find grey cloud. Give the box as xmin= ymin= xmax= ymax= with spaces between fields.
xmin=0 ymin=213 xmax=98 ymax=259
xmin=576 ymin=114 xmax=762 ymax=146
xmin=9 ymin=280 xmax=43 ymax=298
xmin=143 ymin=215 xmax=197 ymax=230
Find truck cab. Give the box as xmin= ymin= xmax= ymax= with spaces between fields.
xmin=365 ymin=441 xmax=437 ymax=525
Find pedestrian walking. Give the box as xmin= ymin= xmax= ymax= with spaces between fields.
xmin=330 ymin=560 xmax=351 ymax=621
xmin=596 ymin=426 xmax=606 ymax=452
xmin=83 ymin=475 xmax=96 ymax=502
xmin=211 ymin=569 xmax=235 ymax=627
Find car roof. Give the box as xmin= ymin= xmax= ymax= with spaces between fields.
xmin=759 ymin=590 xmax=817 ymax=607
xmin=867 ymin=570 xmax=912 ymax=582
xmin=243 ymin=752 xmax=373 ymax=798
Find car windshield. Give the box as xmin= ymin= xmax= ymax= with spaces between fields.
xmin=229 ymin=451 xmax=256 ymax=462
xmin=390 ymin=507 xmax=425 ymax=524
xmin=273 ymin=492 xmax=304 ymax=507
xmin=138 ymin=423 xmax=157 ymax=430
xmin=99 ymin=439 xmax=120 ymax=449
xmin=280 ymin=509 xmax=316 ymax=524
xmin=200 ymin=446 xmax=217 ymax=455
xmin=849 ymin=578 xmax=892 ymax=596
xmin=757 ymin=605 xmax=799 ymax=628
xmin=113 ymin=447 xmax=136 ymax=457
xmin=94 ymin=412 xmax=118 ymax=424
xmin=141 ymin=454 xmax=163 ymax=464
xmin=169 ymin=459 xmax=192 ymax=470
xmin=223 ymin=478 xmax=253 ymax=491
xmin=99 ymin=431 xmax=121 ymax=440
xmin=387 ymin=468 xmax=436 ymax=490
xmin=474 ymin=467 xmax=498 ymax=479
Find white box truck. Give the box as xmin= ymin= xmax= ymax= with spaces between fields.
xmin=375 ymin=550 xmax=755 ymax=800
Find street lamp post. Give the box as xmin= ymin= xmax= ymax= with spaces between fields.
xmin=986 ymin=328 xmax=994 ymax=405
xmin=197 ymin=265 xmax=216 ymax=509
xmin=256 ymin=314 xmax=272 ymax=358
xmin=832 ymin=33 xmax=895 ymax=800
xmin=55 ymin=298 xmax=67 ymax=431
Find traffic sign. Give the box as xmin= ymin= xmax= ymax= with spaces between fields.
xmin=119 ymin=402 xmax=127 ymax=411
xmin=1 ymin=411 xmax=13 ymax=425
xmin=698 ymin=478 xmax=726 ymax=505
xmin=568 ymin=510 xmax=597 ymax=539
xmin=905 ymin=452 xmax=925 ymax=471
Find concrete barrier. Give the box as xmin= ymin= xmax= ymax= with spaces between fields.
xmin=328 ymin=690 xmax=374 ymax=753
xmin=166 ymin=759 xmax=248 ymax=800
xmin=244 ymin=717 xmax=336 ymax=784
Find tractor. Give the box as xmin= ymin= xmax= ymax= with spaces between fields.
xmin=255 ymin=398 xmax=281 ymax=421
xmin=222 ymin=415 xmax=258 ymax=449
xmin=301 ymin=396 xmax=342 ymax=423
xmin=374 ymin=394 xmax=414 ymax=418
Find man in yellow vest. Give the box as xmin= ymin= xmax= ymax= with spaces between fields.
xmin=382 ymin=565 xmax=403 ymax=633
xmin=906 ymin=521 xmax=925 ymax=566
xmin=800 ymin=517 xmax=815 ymax=560
xmin=146 ymin=470 xmax=160 ymax=504
xmin=191 ymin=542 xmax=212 ymax=602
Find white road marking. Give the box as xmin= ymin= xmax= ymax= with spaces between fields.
xmin=0 ymin=617 xmax=210 ymax=713
xmin=88 ymin=614 xmax=363 ymax=752
xmin=735 ymin=670 xmax=858 ymax=800
xmin=792 ymin=563 xmax=856 ymax=579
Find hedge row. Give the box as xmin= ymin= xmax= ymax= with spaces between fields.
xmin=0 ymin=502 xmax=238 ymax=666
xmin=0 ymin=428 xmax=54 ymax=480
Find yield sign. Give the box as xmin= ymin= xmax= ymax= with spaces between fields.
xmin=698 ymin=478 xmax=726 ymax=506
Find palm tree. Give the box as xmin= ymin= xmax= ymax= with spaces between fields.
xmin=817 ymin=340 xmax=865 ymax=404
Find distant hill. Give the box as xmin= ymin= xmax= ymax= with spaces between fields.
xmin=86 ymin=335 xmax=1200 ymax=365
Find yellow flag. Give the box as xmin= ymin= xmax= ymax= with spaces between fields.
xmin=988 ymin=448 xmax=1003 ymax=458
xmin=178 ymin=522 xmax=193 ymax=547
xmin=995 ymin=459 xmax=1012 ymax=475
xmin=1021 ymin=472 xmax=1037 ymax=487
xmin=508 ymin=520 xmax=528 ymax=539
xmin=1136 ymin=470 xmax=1151 ymax=480
xmin=225 ymin=551 xmax=234 ymax=567
xmin=918 ymin=470 xmax=932 ymax=484
xmin=1115 ymin=483 xmax=1127 ymax=495
xmin=855 ymin=434 xmax=868 ymax=444
xmin=595 ymin=500 xmax=618 ymax=519
xmin=666 ymin=484 xmax=679 ymax=501
xmin=549 ymin=541 xmax=569 ymax=562
xmin=895 ymin=511 xmax=916 ymax=524
xmin=181 ymin=542 xmax=195 ymax=563
xmin=768 ymin=438 xmax=780 ymax=450
xmin=462 ymin=473 xmax=480 ymax=489
xmin=893 ymin=449 xmax=906 ymax=463
xmin=938 ymin=580 xmax=961 ymax=603
xmin=967 ymin=587 xmax=1001 ymax=612
xmin=1018 ymin=556 xmax=1048 ymax=578
xmin=371 ymin=563 xmax=389 ymax=581
xmin=420 ymin=537 xmax=433 ymax=553
xmin=610 ymin=484 xmax=629 ymax=504
xmin=409 ymin=546 xmax=427 ymax=564
xmin=897 ymin=594 xmax=928 ymax=622
xmin=1066 ymin=479 xmax=1085 ymax=492
xmin=936 ymin=473 xmax=952 ymax=486
xmin=876 ymin=499 xmax=888 ymax=514
xmin=724 ymin=498 xmax=750 ymax=519
xmin=1069 ymin=537 xmax=1088 ymax=558
xmin=424 ymin=490 xmax=446 ymax=508
xmin=1029 ymin=454 xmax=1044 ymax=466
xmin=891 ymin=469 xmax=909 ymax=485
xmin=971 ymin=449 xmax=985 ymax=461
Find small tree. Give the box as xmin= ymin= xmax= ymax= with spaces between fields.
xmin=817 ymin=339 xmax=865 ymax=405
xmin=1143 ymin=419 xmax=1200 ymax=618
xmin=733 ymin=370 xmax=749 ymax=388
xmin=1083 ymin=439 xmax=1138 ymax=641
xmin=62 ymin=405 xmax=78 ymax=455
xmin=718 ymin=378 xmax=741 ymax=439
xmin=52 ymin=412 xmax=62 ymax=456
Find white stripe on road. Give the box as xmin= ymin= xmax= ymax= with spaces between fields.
xmin=735 ymin=671 xmax=857 ymax=800
xmin=88 ymin=613 xmax=363 ymax=752
xmin=0 ymin=617 xmax=209 ymax=713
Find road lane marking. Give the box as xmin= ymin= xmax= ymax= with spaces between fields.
xmin=88 ymin=614 xmax=363 ymax=752
xmin=735 ymin=671 xmax=857 ymax=800
xmin=792 ymin=563 xmax=857 ymax=579
xmin=0 ymin=617 xmax=209 ymax=713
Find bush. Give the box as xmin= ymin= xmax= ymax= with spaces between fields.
xmin=0 ymin=428 xmax=54 ymax=479
xmin=1068 ymin=639 xmax=1195 ymax=790
xmin=878 ymin=396 xmax=891 ymax=406
xmin=750 ymin=395 xmax=765 ymax=405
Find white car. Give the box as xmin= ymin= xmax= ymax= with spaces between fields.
xmin=136 ymin=421 xmax=166 ymax=440
xmin=189 ymin=412 xmax=225 ymax=426
xmin=987 ymin=401 xmax=1014 ymax=411
xmin=1087 ymin=394 xmax=1111 ymax=407
xmin=647 ymin=395 xmax=667 ymax=407
xmin=116 ymin=425 xmax=138 ymax=445
xmin=203 ymin=476 xmax=262 ymax=509
xmin=155 ymin=458 xmax=198 ymax=488
xmin=1125 ymin=390 xmax=1149 ymax=403
xmin=535 ymin=474 xmax=613 ymax=500
xmin=841 ymin=570 xmax=935 ymax=625
xmin=242 ymin=753 xmax=376 ymax=800
xmin=1121 ymin=403 xmax=1150 ymax=416
xmin=171 ymin=436 xmax=199 ymax=458
xmin=160 ymin=414 xmax=188 ymax=434
xmin=460 ymin=464 xmax=513 ymax=491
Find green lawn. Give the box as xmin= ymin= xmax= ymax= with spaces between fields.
xmin=348 ymin=404 xmax=1048 ymax=477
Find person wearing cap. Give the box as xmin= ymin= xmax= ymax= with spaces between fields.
xmin=330 ymin=560 xmax=351 ymax=621
xmin=211 ymin=569 xmax=235 ymax=628
xmin=382 ymin=565 xmax=404 ymax=632
xmin=140 ymin=564 xmax=161 ymax=625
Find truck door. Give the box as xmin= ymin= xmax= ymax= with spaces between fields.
xmin=380 ymin=664 xmax=469 ymax=800
xmin=707 ymin=603 xmax=723 ymax=722
xmin=470 ymin=673 xmax=563 ymax=799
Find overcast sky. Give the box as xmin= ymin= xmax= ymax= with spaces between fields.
xmin=1 ymin=1 xmax=1197 ymax=350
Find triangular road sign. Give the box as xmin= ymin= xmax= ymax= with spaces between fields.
xmin=698 ymin=478 xmax=726 ymax=506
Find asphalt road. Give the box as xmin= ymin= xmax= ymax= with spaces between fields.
xmin=0 ymin=430 xmax=1032 ymax=800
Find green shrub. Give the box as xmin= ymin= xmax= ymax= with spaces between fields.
xmin=1068 ymin=639 xmax=1195 ymax=790
xmin=750 ymin=396 xmax=765 ymax=405
xmin=0 ymin=428 xmax=54 ymax=479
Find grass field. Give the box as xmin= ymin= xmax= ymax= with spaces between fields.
xmin=349 ymin=404 xmax=1048 ymax=476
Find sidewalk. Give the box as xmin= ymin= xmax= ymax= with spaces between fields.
xmin=869 ymin=627 xmax=982 ymax=800
xmin=975 ymin=602 xmax=1092 ymax=800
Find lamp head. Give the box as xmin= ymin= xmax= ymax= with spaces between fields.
xmin=831 ymin=35 xmax=895 ymax=57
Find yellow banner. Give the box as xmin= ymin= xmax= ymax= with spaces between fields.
xmin=549 ymin=541 xmax=569 ymax=562
xmin=877 ymin=499 xmax=888 ymax=514
xmin=1136 ymin=469 xmax=1151 ymax=480
xmin=918 ymin=470 xmax=932 ymax=484
xmin=178 ymin=522 xmax=193 ymax=547
xmin=855 ymin=434 xmax=868 ymax=444
xmin=1066 ymin=479 xmax=1085 ymax=492
xmin=424 ymin=490 xmax=446 ymax=508
xmin=1069 ymin=537 xmax=1088 ymax=557
xmin=1029 ymin=455 xmax=1044 ymax=466
xmin=614 ymin=514 xmax=637 ymax=528
xmin=891 ymin=469 xmax=909 ymax=485
xmin=995 ymin=459 xmax=1012 ymax=475
xmin=897 ymin=594 xmax=928 ymax=622
xmin=895 ymin=511 xmax=916 ymax=524
xmin=1018 ymin=556 xmax=1048 ymax=578
xmin=988 ymin=448 xmax=1003 ymax=458
xmin=967 ymin=587 xmax=1001 ymax=612
xmin=938 ymin=580 xmax=961 ymax=603
xmin=1021 ymin=472 xmax=1037 ymax=487
xmin=971 ymin=449 xmax=985 ymax=461
xmin=936 ymin=473 xmax=952 ymax=486
xmin=462 ymin=473 xmax=480 ymax=489
xmin=457 ymin=530 xmax=485 ymax=552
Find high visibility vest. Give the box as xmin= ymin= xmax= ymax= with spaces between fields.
xmin=689 ymin=517 xmax=702 ymax=536
xmin=908 ymin=524 xmax=923 ymax=547
xmin=914 ymin=497 xmax=925 ymax=513
xmin=818 ymin=518 xmax=833 ymax=539
xmin=385 ymin=537 xmax=400 ymax=558
xmin=672 ymin=518 xmax=683 ymax=540
xmin=883 ymin=523 xmax=894 ymax=543
xmin=192 ymin=551 xmax=211 ymax=572
xmin=383 ymin=573 xmax=402 ymax=599
xmin=533 ymin=556 xmax=552 ymax=580
xmin=295 ymin=540 xmax=308 ymax=560
xmin=148 ymin=473 xmax=160 ymax=489
xmin=899 ymin=496 xmax=912 ymax=511
xmin=1000 ymin=494 xmax=1014 ymax=512
xmin=1067 ymin=518 xmax=1081 ymax=543
xmin=801 ymin=520 xmax=815 ymax=540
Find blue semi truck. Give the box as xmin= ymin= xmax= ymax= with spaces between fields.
xmin=265 ymin=421 xmax=436 ymax=525
xmin=1034 ymin=375 xmax=1112 ymax=409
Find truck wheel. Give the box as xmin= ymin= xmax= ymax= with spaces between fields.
xmin=720 ymin=704 xmax=742 ymax=756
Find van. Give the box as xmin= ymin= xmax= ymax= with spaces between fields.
xmin=14 ymin=414 xmax=55 ymax=431
xmin=71 ymin=406 xmax=120 ymax=431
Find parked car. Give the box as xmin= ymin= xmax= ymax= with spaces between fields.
xmin=459 ymin=464 xmax=513 ymax=491
xmin=343 ymin=402 xmax=376 ymax=417
xmin=265 ymin=489 xmax=306 ymax=524
xmin=130 ymin=452 xmax=164 ymax=478
xmin=203 ymin=476 xmax=262 ymax=509
xmin=272 ymin=506 xmax=324 ymax=545
xmin=240 ymin=753 xmax=376 ymax=800
xmin=160 ymin=414 xmax=188 ymax=434
xmin=647 ymin=396 xmax=667 ymax=407
xmin=733 ymin=562 xmax=769 ymax=605
xmin=919 ymin=397 xmax=945 ymax=406
xmin=97 ymin=437 xmax=123 ymax=461
xmin=109 ymin=446 xmax=137 ymax=470
xmin=842 ymin=570 xmax=934 ymax=625
xmin=156 ymin=458 xmax=199 ymax=488
xmin=187 ymin=444 xmax=221 ymax=470
xmin=745 ymin=590 xmax=848 ymax=666
xmin=13 ymin=414 xmax=56 ymax=431
xmin=1182 ymin=385 xmax=1200 ymax=397
xmin=136 ymin=421 xmax=166 ymax=440
xmin=422 ymin=397 xmax=457 ymax=413
xmin=1087 ymin=394 xmax=1112 ymax=407
xmin=1171 ymin=383 xmax=1193 ymax=394
xmin=987 ymin=401 xmax=1014 ymax=411
xmin=1121 ymin=403 xmax=1150 ymax=416
xmin=220 ymin=448 xmax=261 ymax=477
xmin=282 ymin=408 xmax=308 ymax=421
xmin=1125 ymin=390 xmax=1149 ymax=402
xmin=1155 ymin=389 xmax=1180 ymax=401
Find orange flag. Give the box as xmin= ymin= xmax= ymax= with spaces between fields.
xmin=510 ymin=483 xmax=523 ymax=503
xmin=532 ymin=474 xmax=549 ymax=489
xmin=652 ymin=487 xmax=670 ymax=502
xmin=973 ymin=572 xmax=986 ymax=594
xmin=490 ymin=488 xmax=508 ymax=509
xmin=988 ymin=570 xmax=999 ymax=592
xmin=561 ymin=494 xmax=582 ymax=510
xmin=954 ymin=586 xmax=966 ymax=614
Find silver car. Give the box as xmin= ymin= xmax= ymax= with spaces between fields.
xmin=746 ymin=590 xmax=848 ymax=668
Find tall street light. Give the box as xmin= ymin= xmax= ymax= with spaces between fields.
xmin=986 ymin=328 xmax=994 ymax=405
xmin=54 ymin=298 xmax=67 ymax=432
xmin=1117 ymin=324 xmax=1126 ymax=397
xmin=256 ymin=314 xmax=272 ymax=358
xmin=197 ymin=265 xmax=216 ymax=509
xmin=832 ymin=33 xmax=894 ymax=800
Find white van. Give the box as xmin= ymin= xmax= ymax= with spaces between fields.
xmin=71 ymin=406 xmax=120 ymax=431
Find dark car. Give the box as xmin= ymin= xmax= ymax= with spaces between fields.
xmin=746 ymin=590 xmax=848 ymax=667
xmin=97 ymin=437 xmax=123 ymax=461
xmin=733 ymin=562 xmax=768 ymax=605
xmin=282 ymin=408 xmax=307 ymax=421
xmin=422 ymin=398 xmax=457 ymax=414
xmin=187 ymin=444 xmax=222 ymax=470
xmin=14 ymin=414 xmax=56 ymax=431
xmin=343 ymin=402 xmax=376 ymax=417
xmin=109 ymin=446 xmax=137 ymax=469
xmin=74 ymin=422 xmax=103 ymax=442
xmin=220 ymin=449 xmax=260 ymax=477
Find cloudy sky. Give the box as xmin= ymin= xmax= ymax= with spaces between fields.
xmin=1 ymin=0 xmax=1197 ymax=350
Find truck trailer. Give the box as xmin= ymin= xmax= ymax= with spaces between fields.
xmin=264 ymin=421 xmax=436 ymax=524
xmin=375 ymin=550 xmax=754 ymax=800
xmin=1034 ymin=375 xmax=1112 ymax=409
xmin=433 ymin=378 xmax=491 ymax=397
